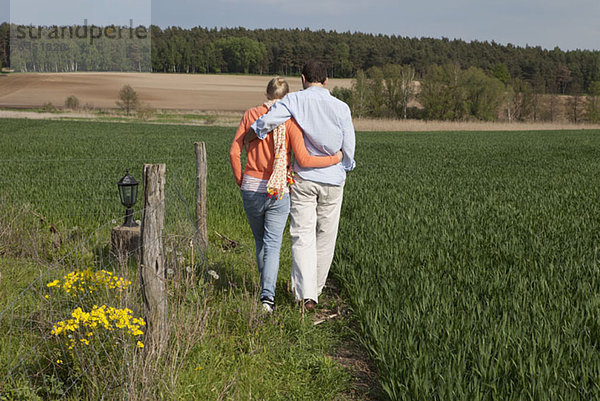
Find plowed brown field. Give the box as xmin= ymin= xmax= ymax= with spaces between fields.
xmin=0 ymin=72 xmax=353 ymax=111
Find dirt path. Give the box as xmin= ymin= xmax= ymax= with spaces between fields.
xmin=1 ymin=108 xmax=598 ymax=132
xmin=315 ymin=280 xmax=384 ymax=400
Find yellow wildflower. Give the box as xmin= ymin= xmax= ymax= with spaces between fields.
xmin=52 ymin=305 xmax=145 ymax=348
xmin=45 ymin=269 xmax=132 ymax=297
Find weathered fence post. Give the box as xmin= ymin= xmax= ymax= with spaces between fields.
xmin=194 ymin=142 xmax=208 ymax=249
xmin=140 ymin=163 xmax=168 ymax=352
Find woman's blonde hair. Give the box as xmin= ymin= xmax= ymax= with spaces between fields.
xmin=266 ymin=77 xmax=289 ymax=100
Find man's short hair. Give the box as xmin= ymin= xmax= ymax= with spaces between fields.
xmin=302 ymin=61 xmax=327 ymax=84
xmin=266 ymin=77 xmax=289 ymax=100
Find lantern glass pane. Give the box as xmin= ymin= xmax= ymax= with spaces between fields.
xmin=118 ymin=187 xmax=125 ymax=205
xmin=131 ymin=185 xmax=138 ymax=205
xmin=122 ymin=186 xmax=132 ymax=206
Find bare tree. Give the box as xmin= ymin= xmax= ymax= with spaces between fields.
xmin=546 ymin=81 xmax=559 ymax=122
xmin=64 ymin=95 xmax=80 ymax=110
xmin=530 ymin=73 xmax=546 ymax=122
xmin=116 ymin=85 xmax=139 ymax=115
xmin=400 ymin=65 xmax=416 ymax=119
xmin=383 ymin=64 xmax=402 ymax=118
xmin=351 ymin=70 xmax=369 ymax=118
xmin=584 ymin=81 xmax=600 ymax=123
xmin=548 ymin=94 xmax=558 ymax=122
xmin=510 ymin=79 xmax=534 ymax=121
xmin=556 ymin=64 xmax=573 ymax=94
xmin=566 ymin=83 xmax=583 ymax=123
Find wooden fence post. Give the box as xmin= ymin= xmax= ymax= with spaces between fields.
xmin=140 ymin=163 xmax=168 ymax=352
xmin=194 ymin=142 xmax=208 ymax=249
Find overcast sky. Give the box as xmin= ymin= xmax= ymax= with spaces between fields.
xmin=2 ymin=0 xmax=599 ymax=51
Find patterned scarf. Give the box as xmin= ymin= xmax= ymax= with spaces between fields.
xmin=264 ymin=100 xmax=294 ymax=199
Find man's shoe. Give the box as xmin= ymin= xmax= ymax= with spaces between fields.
xmin=261 ymin=297 xmax=274 ymax=313
xmin=303 ymin=299 xmax=316 ymax=312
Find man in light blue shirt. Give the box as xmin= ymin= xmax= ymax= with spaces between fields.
xmin=248 ymin=60 xmax=356 ymax=310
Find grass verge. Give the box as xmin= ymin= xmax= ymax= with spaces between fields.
xmin=0 ymin=197 xmax=362 ymax=400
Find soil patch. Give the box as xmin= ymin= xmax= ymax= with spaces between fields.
xmin=0 ymin=72 xmax=352 ymax=112
xmin=316 ymin=280 xmax=384 ymax=400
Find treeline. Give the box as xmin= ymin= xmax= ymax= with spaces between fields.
xmin=2 ymin=23 xmax=600 ymax=96
xmin=147 ymin=26 xmax=600 ymax=96
xmin=331 ymin=63 xmax=600 ymax=123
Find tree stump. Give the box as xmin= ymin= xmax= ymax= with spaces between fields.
xmin=111 ymin=225 xmax=141 ymax=264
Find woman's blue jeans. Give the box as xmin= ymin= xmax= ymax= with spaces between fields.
xmin=241 ymin=191 xmax=290 ymax=301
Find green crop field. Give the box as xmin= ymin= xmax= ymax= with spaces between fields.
xmin=335 ymin=130 xmax=600 ymax=399
xmin=1 ymin=118 xmax=600 ymax=400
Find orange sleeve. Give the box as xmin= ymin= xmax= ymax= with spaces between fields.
xmin=287 ymin=119 xmax=339 ymax=168
xmin=229 ymin=110 xmax=252 ymax=187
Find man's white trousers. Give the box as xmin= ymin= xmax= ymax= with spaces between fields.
xmin=289 ymin=177 xmax=345 ymax=303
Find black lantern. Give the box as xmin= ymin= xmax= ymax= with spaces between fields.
xmin=117 ymin=170 xmax=139 ymax=227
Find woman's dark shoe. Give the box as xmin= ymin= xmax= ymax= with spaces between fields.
xmin=261 ymin=297 xmax=274 ymax=313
